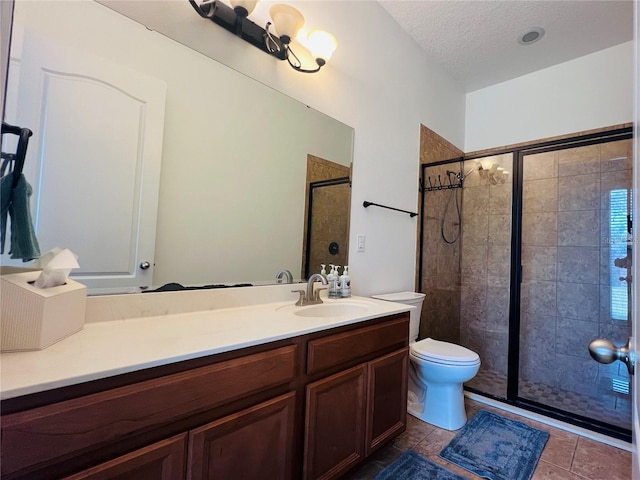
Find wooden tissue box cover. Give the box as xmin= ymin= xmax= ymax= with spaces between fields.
xmin=1 ymin=271 xmax=87 ymax=352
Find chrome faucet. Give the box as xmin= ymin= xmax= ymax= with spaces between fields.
xmin=275 ymin=269 xmax=293 ymax=284
xmin=292 ymin=274 xmax=328 ymax=306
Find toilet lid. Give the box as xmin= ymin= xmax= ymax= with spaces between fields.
xmin=411 ymin=338 xmax=480 ymax=365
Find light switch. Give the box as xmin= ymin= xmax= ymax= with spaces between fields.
xmin=357 ymin=234 xmax=366 ymax=252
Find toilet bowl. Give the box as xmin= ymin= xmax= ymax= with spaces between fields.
xmin=371 ymin=292 xmax=480 ymax=431
xmin=409 ymin=338 xmax=480 ymax=430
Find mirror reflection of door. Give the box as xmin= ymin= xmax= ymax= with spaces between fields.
xmin=3 ymin=27 xmax=166 ymax=291
xmin=302 ymin=155 xmax=351 ymax=279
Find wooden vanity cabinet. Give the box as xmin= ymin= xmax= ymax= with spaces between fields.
xmin=61 ymin=393 xmax=297 ymax=480
xmin=303 ymin=318 xmax=409 ymax=480
xmin=0 ymin=313 xmax=409 ymax=480
xmin=0 ymin=344 xmax=298 ymax=480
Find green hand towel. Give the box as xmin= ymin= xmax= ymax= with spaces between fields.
xmin=0 ymin=172 xmax=40 ymax=262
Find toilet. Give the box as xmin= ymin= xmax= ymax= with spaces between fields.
xmin=371 ymin=291 xmax=480 ymax=431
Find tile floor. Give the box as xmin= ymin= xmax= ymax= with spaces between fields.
xmin=343 ymin=398 xmax=632 ymax=480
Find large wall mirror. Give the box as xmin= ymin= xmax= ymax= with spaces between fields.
xmin=1 ymin=0 xmax=354 ymax=293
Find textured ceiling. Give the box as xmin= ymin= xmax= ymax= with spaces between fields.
xmin=378 ymin=0 xmax=634 ymax=92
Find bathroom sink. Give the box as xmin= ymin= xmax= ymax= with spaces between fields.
xmin=293 ymin=302 xmax=369 ymax=318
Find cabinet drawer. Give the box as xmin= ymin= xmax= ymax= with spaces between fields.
xmin=306 ymin=316 xmax=408 ymax=376
xmin=1 ymin=345 xmax=296 ymax=478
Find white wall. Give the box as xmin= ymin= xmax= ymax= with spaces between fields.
xmin=465 ymin=41 xmax=634 ymax=152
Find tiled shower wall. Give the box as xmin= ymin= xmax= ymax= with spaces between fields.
xmin=306 ymin=183 xmax=350 ymax=278
xmin=302 ymin=155 xmax=350 ymax=278
xmin=418 ymin=125 xmax=464 ymax=343
xmin=459 ymin=154 xmax=513 ymax=383
xmin=421 ymin=163 xmax=462 ymax=343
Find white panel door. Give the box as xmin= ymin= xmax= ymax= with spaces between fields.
xmin=5 ymin=30 xmax=166 ymax=291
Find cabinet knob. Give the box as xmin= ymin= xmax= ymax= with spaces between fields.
xmin=139 ymin=261 xmax=151 ymax=270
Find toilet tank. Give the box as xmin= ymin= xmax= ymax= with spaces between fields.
xmin=371 ymin=292 xmax=426 ymax=342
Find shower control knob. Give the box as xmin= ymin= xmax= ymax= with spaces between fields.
xmin=588 ymin=337 xmax=635 ymax=375
xmin=139 ymin=261 xmax=151 ymax=270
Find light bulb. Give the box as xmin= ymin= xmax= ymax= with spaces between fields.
xmin=269 ymin=4 xmax=305 ymax=43
xmin=307 ymin=30 xmax=338 ymax=62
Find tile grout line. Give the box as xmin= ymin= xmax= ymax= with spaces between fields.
xmin=568 ymin=435 xmax=579 ymax=476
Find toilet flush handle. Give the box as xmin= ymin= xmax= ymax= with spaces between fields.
xmin=588 ymin=337 xmax=635 ymax=376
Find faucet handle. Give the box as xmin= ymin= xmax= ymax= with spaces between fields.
xmin=292 ymin=289 xmax=306 ymax=306
xmin=313 ymin=287 xmax=327 ymax=302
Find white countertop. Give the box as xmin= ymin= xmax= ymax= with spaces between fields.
xmin=0 ymin=295 xmax=411 ymax=400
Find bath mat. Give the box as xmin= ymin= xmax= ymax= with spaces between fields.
xmin=374 ymin=450 xmax=466 ymax=480
xmin=439 ymin=410 xmax=549 ymax=480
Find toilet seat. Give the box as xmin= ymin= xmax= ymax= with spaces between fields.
xmin=411 ymin=338 xmax=480 ymax=366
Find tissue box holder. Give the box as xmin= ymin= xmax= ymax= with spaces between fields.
xmin=1 ymin=271 xmax=87 ymax=351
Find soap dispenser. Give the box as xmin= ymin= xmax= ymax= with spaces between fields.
xmin=320 ymin=264 xmax=327 ymax=276
xmin=340 ymin=266 xmax=351 ymax=298
xmin=327 ymin=264 xmax=335 ymax=281
xmin=328 ymin=265 xmax=341 ymax=299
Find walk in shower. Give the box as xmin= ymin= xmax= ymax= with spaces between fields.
xmin=418 ymin=127 xmax=633 ymax=440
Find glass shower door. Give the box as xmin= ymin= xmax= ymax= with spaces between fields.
xmin=518 ymin=138 xmax=633 ymax=431
xmin=458 ymin=153 xmax=513 ymax=400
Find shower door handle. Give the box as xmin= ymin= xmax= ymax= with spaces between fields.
xmin=588 ymin=337 xmax=635 ymax=375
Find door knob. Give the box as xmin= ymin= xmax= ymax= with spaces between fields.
xmin=139 ymin=261 xmax=151 ymax=270
xmin=588 ymin=337 xmax=635 ymax=375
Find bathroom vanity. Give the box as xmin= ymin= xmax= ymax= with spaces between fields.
xmin=0 ymin=289 xmax=410 ymax=480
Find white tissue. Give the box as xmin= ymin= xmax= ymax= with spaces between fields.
xmin=33 ymin=248 xmax=80 ymax=289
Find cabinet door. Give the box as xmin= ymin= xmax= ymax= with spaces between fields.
xmin=303 ymin=364 xmax=367 ymax=480
xmin=187 ymin=392 xmax=296 ymax=480
xmin=62 ymin=434 xmax=187 ymax=480
xmin=365 ymin=348 xmax=408 ymax=455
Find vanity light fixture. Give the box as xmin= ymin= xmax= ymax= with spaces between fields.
xmin=188 ymin=0 xmax=337 ymax=73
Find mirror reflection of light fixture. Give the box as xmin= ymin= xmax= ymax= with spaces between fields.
xmin=188 ymin=0 xmax=337 ymax=73
xmin=477 ymin=160 xmax=509 ymax=184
